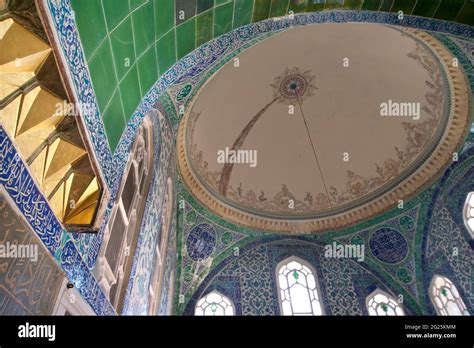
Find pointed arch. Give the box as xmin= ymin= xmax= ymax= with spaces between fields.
xmin=276 ymin=256 xmax=324 ymax=316
xmin=93 ymin=116 xmax=154 ymax=312
xmin=194 ymin=290 xmax=235 ymax=316
xmin=429 ymin=275 xmax=469 ymax=316
xmin=366 ymin=289 xmax=405 ymax=316
xmin=463 ymin=192 xmax=474 ymax=237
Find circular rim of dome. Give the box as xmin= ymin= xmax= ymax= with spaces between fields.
xmin=177 ymin=26 xmax=471 ymax=234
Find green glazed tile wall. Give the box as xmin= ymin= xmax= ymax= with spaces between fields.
xmin=71 ymin=0 xmax=163 ymax=151
xmin=71 ymin=0 xmax=474 ymax=152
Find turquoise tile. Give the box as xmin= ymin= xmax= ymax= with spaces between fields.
xmin=288 ymin=0 xmax=306 ymax=13
xmin=102 ymin=0 xmax=130 ymax=30
xmin=137 ymin=46 xmax=158 ymax=95
xmin=157 ymin=29 xmax=177 ymax=74
xmin=361 ymin=0 xmax=382 ymax=10
xmin=253 ymin=0 xmax=272 ymax=22
xmin=324 ymin=0 xmax=344 ymax=9
xmin=176 ymin=0 xmax=197 ymax=24
xmin=390 ymin=0 xmax=416 ymax=13
xmin=102 ymin=90 xmax=126 ymax=152
xmin=344 ymin=0 xmax=363 ymax=10
xmin=130 ymin=0 xmax=147 ymax=10
xmin=176 ymin=18 xmax=196 ymax=59
xmin=132 ymin=1 xmax=155 ymax=54
xmin=155 ymin=0 xmax=175 ymax=39
xmin=455 ymin=1 xmax=474 ymax=25
xmin=110 ymin=16 xmax=135 ymax=79
xmin=412 ymin=0 xmax=441 ymax=17
xmin=233 ymin=0 xmax=254 ymax=28
xmin=214 ymin=2 xmax=233 ymax=37
xmin=270 ymin=0 xmax=290 ymax=17
xmin=434 ymin=0 xmax=465 ymax=21
xmin=197 ymin=0 xmax=214 ymax=13
xmin=87 ymin=40 xmax=117 ymax=112
xmin=306 ymin=0 xmax=325 ymax=12
xmin=379 ymin=0 xmax=394 ymax=11
xmin=71 ymin=0 xmax=107 ymax=60
xmin=119 ymin=66 xmax=142 ymax=120
xmin=196 ymin=10 xmax=214 ymax=47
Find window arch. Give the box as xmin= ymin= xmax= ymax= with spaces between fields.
xmin=93 ymin=117 xmax=153 ymax=312
xmin=366 ymin=289 xmax=405 ymax=316
xmin=194 ymin=291 xmax=235 ymax=316
xmin=463 ymin=192 xmax=474 ymax=237
xmin=276 ymin=257 xmax=323 ymax=316
xmin=429 ymin=276 xmax=469 ymax=316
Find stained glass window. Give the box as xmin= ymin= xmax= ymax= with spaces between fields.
xmin=277 ymin=257 xmax=323 ymax=316
xmin=429 ymin=276 xmax=469 ymax=316
xmin=366 ymin=289 xmax=405 ymax=316
xmin=463 ymin=192 xmax=474 ymax=237
xmin=194 ymin=291 xmax=234 ymax=316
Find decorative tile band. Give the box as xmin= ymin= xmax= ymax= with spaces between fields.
xmin=176 ymin=27 xmax=471 ymax=233
xmin=0 ymin=128 xmax=62 ymax=254
xmin=0 ymin=127 xmax=115 ymax=315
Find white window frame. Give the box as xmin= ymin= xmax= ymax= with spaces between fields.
xmin=366 ymin=288 xmax=405 ymax=316
xmin=429 ymin=275 xmax=470 ymax=316
xmin=93 ymin=117 xmax=153 ymax=311
xmin=463 ymin=192 xmax=474 ymax=238
xmin=194 ymin=290 xmax=235 ymax=316
xmin=276 ymin=256 xmax=324 ymax=316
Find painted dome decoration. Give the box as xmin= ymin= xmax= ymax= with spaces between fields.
xmin=178 ymin=23 xmax=470 ymax=233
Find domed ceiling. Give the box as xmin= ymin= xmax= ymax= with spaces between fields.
xmin=178 ymin=23 xmax=471 ymax=233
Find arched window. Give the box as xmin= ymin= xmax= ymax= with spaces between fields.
xmin=463 ymin=192 xmax=474 ymax=237
xmin=366 ymin=289 xmax=405 ymax=316
xmin=429 ymin=276 xmax=469 ymax=316
xmin=276 ymin=257 xmax=323 ymax=316
xmin=94 ymin=117 xmax=153 ymax=312
xmin=194 ymin=291 xmax=234 ymax=316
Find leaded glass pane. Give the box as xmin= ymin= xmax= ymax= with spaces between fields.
xmin=430 ymin=276 xmax=469 ymax=316
xmin=366 ymin=290 xmax=405 ymax=316
xmin=194 ymin=291 xmax=235 ymax=316
xmin=277 ymin=257 xmax=323 ymax=316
